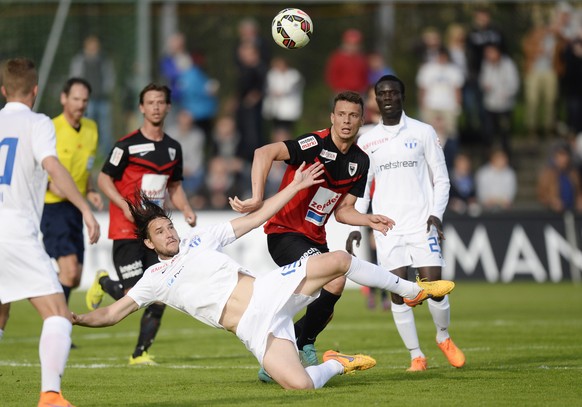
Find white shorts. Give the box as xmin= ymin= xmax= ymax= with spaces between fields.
xmin=235 ymin=259 xmax=318 ymax=365
xmin=0 ymin=235 xmax=63 ymax=303
xmin=374 ymin=227 xmax=445 ymax=271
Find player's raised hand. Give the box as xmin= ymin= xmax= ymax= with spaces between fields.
xmin=292 ymin=162 xmax=324 ymax=190
xmin=368 ymin=214 xmax=395 ymax=236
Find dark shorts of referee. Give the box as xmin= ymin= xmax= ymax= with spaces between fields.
xmin=267 ymin=232 xmax=329 ymax=267
xmin=40 ymin=201 xmax=84 ymax=263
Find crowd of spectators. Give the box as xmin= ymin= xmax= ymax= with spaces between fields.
xmin=66 ymin=3 xmax=582 ymax=213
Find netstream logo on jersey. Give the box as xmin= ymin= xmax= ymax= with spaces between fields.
xmin=376 ymin=160 xmax=418 ymax=173
xmin=299 ymin=136 xmax=317 ymax=150
xmin=306 ymin=187 xmax=341 ymax=226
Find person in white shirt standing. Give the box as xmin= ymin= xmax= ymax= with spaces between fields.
xmin=346 ymin=74 xmax=465 ymax=372
xmin=0 ymin=57 xmax=100 ymax=407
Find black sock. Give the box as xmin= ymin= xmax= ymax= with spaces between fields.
xmin=295 ymin=289 xmax=341 ymax=349
xmin=132 ymin=303 xmax=165 ymax=358
xmin=100 ymin=276 xmax=124 ymax=300
xmin=61 ymin=285 xmax=71 ymax=303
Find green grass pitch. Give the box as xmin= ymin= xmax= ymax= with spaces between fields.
xmin=1 ymin=282 xmax=581 ymax=406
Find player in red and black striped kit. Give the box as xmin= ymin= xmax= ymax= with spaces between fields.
xmin=230 ymin=91 xmax=394 ymax=382
xmin=91 ymin=83 xmax=196 ymax=365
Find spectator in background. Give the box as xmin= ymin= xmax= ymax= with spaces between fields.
xmin=445 ymin=23 xmax=468 ymax=81
xmin=165 ymin=109 xmax=206 ymax=205
xmin=479 ymin=44 xmax=520 ymax=158
xmin=235 ymin=42 xmax=267 ymax=163
xmin=465 ymin=6 xmax=505 ymax=143
xmin=475 ymin=148 xmax=517 ymax=211
xmin=205 ymin=115 xmax=249 ymax=209
xmin=414 ymin=26 xmax=442 ymax=64
xmin=235 ymin=17 xmax=271 ymax=68
xmin=367 ymin=51 xmax=395 ymax=86
xmin=416 ymin=46 xmax=464 ymax=161
xmin=537 ymin=140 xmax=582 ymax=213
xmin=262 ymin=56 xmax=304 ymax=134
xmin=325 ymin=29 xmax=369 ymax=96
xmin=159 ymin=32 xmax=193 ymax=108
xmin=175 ymin=57 xmax=219 ymax=145
xmin=562 ymin=35 xmax=582 ymax=135
xmin=448 ymin=152 xmax=480 ymax=216
xmin=70 ymin=35 xmax=116 ymax=158
xmin=521 ymin=13 xmax=565 ymax=139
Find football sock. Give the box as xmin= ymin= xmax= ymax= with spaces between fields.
xmin=133 ymin=303 xmax=165 ymax=358
xmin=428 ymin=296 xmax=451 ymax=343
xmin=305 ymin=361 xmax=343 ymax=389
xmin=0 ymin=328 xmax=3 ymax=340
xmin=345 ymin=256 xmax=419 ymax=298
xmin=61 ymin=285 xmax=71 ymax=303
xmin=101 ymin=276 xmax=124 ymax=301
xmin=39 ymin=316 xmax=71 ymax=393
xmin=295 ymin=289 xmax=339 ymax=348
xmin=391 ymin=302 xmax=424 ymax=359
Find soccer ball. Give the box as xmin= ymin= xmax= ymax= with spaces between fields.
xmin=271 ymin=8 xmax=313 ymax=50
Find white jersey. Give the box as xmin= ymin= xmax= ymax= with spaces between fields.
xmin=354 ymin=112 xmax=450 ymax=235
xmin=127 ymin=222 xmax=254 ymax=329
xmin=0 ymin=102 xmax=57 ymax=240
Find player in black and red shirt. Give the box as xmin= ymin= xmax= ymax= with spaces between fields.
xmin=91 ymin=83 xmax=196 ymax=365
xmin=230 ymin=91 xmax=394 ymax=382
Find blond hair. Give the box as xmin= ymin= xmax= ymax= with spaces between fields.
xmin=1 ymin=58 xmax=38 ymax=99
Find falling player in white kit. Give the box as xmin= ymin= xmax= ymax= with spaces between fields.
xmin=72 ymin=162 xmax=456 ymax=391
xmin=0 ymin=58 xmax=100 ymax=407
xmin=347 ymin=75 xmax=465 ymax=372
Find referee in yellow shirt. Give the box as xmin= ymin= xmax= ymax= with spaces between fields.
xmin=41 ymin=77 xmax=103 ymax=307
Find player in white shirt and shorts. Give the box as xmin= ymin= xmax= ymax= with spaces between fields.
xmin=72 ymin=162 xmax=456 ymax=391
xmin=347 ymin=74 xmax=465 ymax=372
xmin=0 ymin=58 xmax=100 ymax=407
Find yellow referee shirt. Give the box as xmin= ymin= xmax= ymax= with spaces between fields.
xmin=45 ymin=114 xmax=99 ymax=203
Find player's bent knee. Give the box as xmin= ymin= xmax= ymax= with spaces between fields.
xmin=279 ymin=375 xmax=315 ymax=390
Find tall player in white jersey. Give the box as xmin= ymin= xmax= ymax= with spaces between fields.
xmin=0 ymin=58 xmax=100 ymax=407
xmin=347 ymin=75 xmax=465 ymax=372
xmin=72 ymin=162 xmax=456 ymax=391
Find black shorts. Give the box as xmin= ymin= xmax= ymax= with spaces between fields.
xmin=112 ymin=239 xmax=159 ymax=289
xmin=267 ymin=232 xmax=329 ymax=267
xmin=40 ymin=201 xmax=84 ymax=263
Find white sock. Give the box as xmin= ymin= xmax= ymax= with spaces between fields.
xmin=39 ymin=316 xmax=72 ymax=393
xmin=0 ymin=328 xmax=4 ymax=341
xmin=391 ymin=302 xmax=424 ymax=359
xmin=346 ymin=257 xmax=420 ymax=298
xmin=305 ymin=360 xmax=344 ymax=389
xmin=428 ymin=296 xmax=451 ymax=344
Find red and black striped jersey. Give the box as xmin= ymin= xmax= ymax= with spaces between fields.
xmin=101 ymin=129 xmax=184 ymax=240
xmin=264 ymin=128 xmax=369 ymax=244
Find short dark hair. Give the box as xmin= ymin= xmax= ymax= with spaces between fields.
xmin=139 ymin=83 xmax=171 ymax=105
xmin=62 ymin=77 xmax=92 ymax=96
xmin=375 ymin=74 xmax=406 ymax=99
xmin=127 ymin=192 xmax=172 ymax=241
xmin=333 ymin=90 xmax=364 ymax=113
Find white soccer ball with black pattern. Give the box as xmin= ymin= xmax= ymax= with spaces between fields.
xmin=271 ymin=8 xmax=313 ymax=49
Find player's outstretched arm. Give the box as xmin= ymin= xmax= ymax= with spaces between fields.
xmin=230 ymin=162 xmax=323 ymax=238
xmin=230 ymin=142 xmax=290 ymax=213
xmin=43 ymin=156 xmax=100 ymax=244
xmin=72 ymin=296 xmax=139 ymax=328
